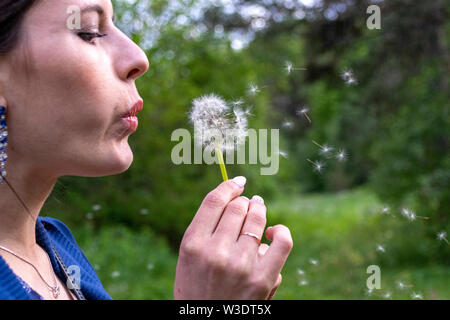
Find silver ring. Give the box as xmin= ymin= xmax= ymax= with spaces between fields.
xmin=240 ymin=232 xmax=261 ymax=244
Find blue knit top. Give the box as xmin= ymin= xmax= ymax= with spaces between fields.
xmin=0 ymin=217 xmax=112 ymax=300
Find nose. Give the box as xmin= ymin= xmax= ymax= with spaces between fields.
xmin=115 ymin=31 xmax=150 ymax=81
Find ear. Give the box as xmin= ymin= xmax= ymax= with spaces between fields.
xmin=0 ymin=96 xmax=7 ymax=110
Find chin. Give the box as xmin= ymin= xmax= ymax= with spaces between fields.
xmin=81 ymin=140 xmax=135 ymax=177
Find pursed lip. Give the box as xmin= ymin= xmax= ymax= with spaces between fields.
xmin=121 ymin=99 xmax=144 ymax=118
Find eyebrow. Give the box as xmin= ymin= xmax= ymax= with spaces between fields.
xmin=81 ymin=4 xmax=115 ymax=22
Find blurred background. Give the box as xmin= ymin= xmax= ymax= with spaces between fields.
xmin=43 ymin=0 xmax=449 ymax=299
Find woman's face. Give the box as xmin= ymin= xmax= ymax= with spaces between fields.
xmin=0 ymin=0 xmax=149 ymax=178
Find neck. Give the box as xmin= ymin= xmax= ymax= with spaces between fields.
xmin=0 ymin=153 xmax=57 ymax=260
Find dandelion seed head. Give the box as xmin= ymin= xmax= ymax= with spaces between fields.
xmin=190 ymin=94 xmax=249 ymax=152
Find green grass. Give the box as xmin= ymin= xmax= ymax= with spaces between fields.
xmin=70 ymin=187 xmax=449 ymax=299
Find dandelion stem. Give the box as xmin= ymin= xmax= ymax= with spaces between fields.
xmin=215 ymin=141 xmax=228 ymax=181
xmin=306 ymin=158 xmax=315 ymax=165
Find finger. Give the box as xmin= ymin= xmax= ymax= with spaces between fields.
xmin=267 ymin=274 xmax=282 ymax=300
xmin=237 ymin=195 xmax=267 ymax=249
xmin=213 ymin=196 xmax=249 ymax=242
xmin=257 ymin=243 xmax=269 ymax=256
xmin=189 ymin=176 xmax=246 ymax=236
xmin=260 ymin=225 xmax=293 ymax=277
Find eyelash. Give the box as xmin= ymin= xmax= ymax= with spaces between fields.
xmin=77 ymin=32 xmax=108 ymax=44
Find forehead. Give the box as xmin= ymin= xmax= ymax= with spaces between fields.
xmin=27 ymin=0 xmax=113 ymax=27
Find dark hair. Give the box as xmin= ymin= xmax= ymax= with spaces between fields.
xmin=0 ymin=0 xmax=38 ymax=217
xmin=0 ymin=0 xmax=38 ymax=55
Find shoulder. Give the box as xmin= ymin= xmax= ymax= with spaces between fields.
xmin=37 ymin=216 xmax=113 ymax=300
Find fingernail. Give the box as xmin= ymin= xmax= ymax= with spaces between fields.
xmin=231 ymin=176 xmax=246 ymax=188
xmin=251 ymin=195 xmax=264 ymax=204
xmin=241 ymin=196 xmax=249 ymax=201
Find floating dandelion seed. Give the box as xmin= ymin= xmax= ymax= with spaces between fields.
xmin=189 ymin=94 xmax=249 ymax=181
xmin=365 ymin=288 xmax=373 ymax=297
xmin=85 ymin=212 xmax=93 ymax=220
xmin=279 ymin=150 xmax=289 ymax=159
xmin=231 ymin=99 xmax=244 ymax=107
xmin=147 ymin=263 xmax=154 ymax=271
xmin=320 ymin=145 xmax=333 ymax=155
xmin=140 ymin=208 xmax=149 ymax=215
xmin=285 ymin=61 xmax=307 ymax=74
xmin=297 ymin=268 xmax=305 ymax=276
xmin=437 ymin=231 xmax=449 ymax=245
xmin=282 ymin=120 xmax=294 ymax=129
xmin=309 ymin=258 xmax=319 ymax=266
xmin=285 ymin=61 xmax=293 ymax=74
xmin=401 ymin=208 xmax=430 ymax=221
xmin=411 ymin=292 xmax=423 ymax=300
xmin=341 ymin=69 xmax=358 ymax=86
xmin=92 ymin=204 xmax=101 ymax=211
xmin=397 ymin=281 xmax=413 ymax=290
xmin=307 ymin=158 xmax=325 ymax=173
xmin=298 ymin=280 xmax=309 ymax=286
xmin=247 ymin=83 xmax=260 ymax=96
xmin=383 ymin=292 xmax=392 ymax=299
xmin=296 ymin=107 xmax=312 ymax=123
xmin=335 ymin=149 xmax=347 ymax=162
xmin=312 ymin=140 xmax=334 ymax=156
xmin=111 ymin=271 xmax=120 ymax=278
xmin=381 ymin=206 xmax=390 ymax=214
xmin=376 ymin=244 xmax=386 ymax=253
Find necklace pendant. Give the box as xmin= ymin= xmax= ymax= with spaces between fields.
xmin=52 ymin=285 xmax=60 ymax=299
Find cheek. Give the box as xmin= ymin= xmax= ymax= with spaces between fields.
xmin=21 ymin=39 xmax=118 ymax=149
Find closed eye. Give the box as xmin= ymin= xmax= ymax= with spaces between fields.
xmin=78 ymin=32 xmax=108 ymax=44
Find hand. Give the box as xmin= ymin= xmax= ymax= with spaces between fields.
xmin=174 ymin=176 xmax=293 ymax=300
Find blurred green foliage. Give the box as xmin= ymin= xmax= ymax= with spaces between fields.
xmin=41 ymin=0 xmax=449 ymax=298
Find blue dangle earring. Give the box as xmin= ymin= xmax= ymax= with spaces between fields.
xmin=0 ymin=106 xmax=8 ymax=184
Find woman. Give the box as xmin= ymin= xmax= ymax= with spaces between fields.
xmin=0 ymin=0 xmax=293 ymax=300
